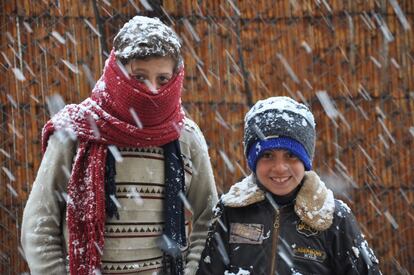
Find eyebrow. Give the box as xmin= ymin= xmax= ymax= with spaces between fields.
xmin=130 ymin=67 xmax=147 ymax=74
xmin=130 ymin=68 xmax=172 ymax=76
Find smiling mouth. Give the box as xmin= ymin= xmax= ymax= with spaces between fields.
xmin=270 ymin=176 xmax=291 ymax=184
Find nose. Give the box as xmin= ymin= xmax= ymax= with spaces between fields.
xmin=152 ymin=78 xmax=161 ymax=90
xmin=144 ymin=78 xmax=160 ymax=92
xmin=271 ymin=157 xmax=289 ymax=174
xmin=145 ymin=78 xmax=159 ymax=91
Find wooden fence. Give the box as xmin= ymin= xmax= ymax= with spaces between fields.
xmin=1 ymin=0 xmax=413 ymax=273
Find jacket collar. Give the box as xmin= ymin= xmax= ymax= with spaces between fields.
xmin=221 ymin=171 xmax=335 ymax=231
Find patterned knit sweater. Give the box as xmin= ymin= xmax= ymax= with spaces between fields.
xmin=21 ymin=118 xmax=218 ymax=275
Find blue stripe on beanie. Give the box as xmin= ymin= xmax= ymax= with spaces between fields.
xmin=247 ymin=137 xmax=312 ymax=172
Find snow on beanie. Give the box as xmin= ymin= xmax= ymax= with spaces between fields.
xmin=244 ymin=96 xmax=316 ymax=171
xmin=113 ymin=16 xmax=182 ymax=67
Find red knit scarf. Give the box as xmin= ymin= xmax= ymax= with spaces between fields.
xmin=41 ymin=50 xmax=185 ymax=274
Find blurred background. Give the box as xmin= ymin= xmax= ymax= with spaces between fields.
xmin=1 ymin=0 xmax=413 ymax=274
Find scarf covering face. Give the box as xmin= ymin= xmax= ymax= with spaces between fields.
xmin=41 ymin=50 xmax=185 ymax=275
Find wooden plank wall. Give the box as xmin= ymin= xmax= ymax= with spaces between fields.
xmin=0 ymin=0 xmax=413 ymax=273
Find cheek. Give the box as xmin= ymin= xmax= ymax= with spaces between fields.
xmin=295 ymin=172 xmax=305 ymax=184
xmin=255 ymin=161 xmax=263 ymax=173
xmin=255 ymin=161 xmax=270 ymax=178
xmin=290 ymin=163 xmax=305 ymax=181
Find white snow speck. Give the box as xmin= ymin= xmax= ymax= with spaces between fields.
xmin=302 ymin=118 xmax=308 ymax=126
xmin=61 ymin=59 xmax=79 ymax=74
xmin=337 ymin=200 xmax=351 ymax=214
xmin=352 ymin=246 xmax=360 ymax=258
xmin=2 ymin=166 xmax=16 ymax=181
xmin=301 ymin=41 xmax=312 ymax=53
xmin=219 ymin=150 xmax=235 ymax=173
xmin=316 ymin=91 xmax=338 ymax=119
xmin=224 ymin=267 xmax=250 ymax=275
xmin=95 ymin=79 xmax=106 ymax=91
xmin=212 ymin=205 xmax=221 ymax=216
xmin=262 ymin=230 xmax=271 ymax=240
xmin=12 ymin=67 xmax=26 ymax=81
xmin=291 ymin=269 xmax=304 ymax=275
xmin=51 ymin=30 xmax=66 ymax=44
xmin=409 ymin=126 xmax=414 ymax=137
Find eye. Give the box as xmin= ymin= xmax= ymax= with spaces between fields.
xmin=132 ymin=74 xmax=146 ymax=82
xmin=157 ymin=75 xmax=171 ymax=85
xmin=286 ymin=151 xmax=298 ymax=159
xmin=261 ymin=151 xmax=273 ymax=159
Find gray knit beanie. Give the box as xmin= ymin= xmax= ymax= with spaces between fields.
xmin=113 ymin=16 xmax=182 ymax=68
xmin=244 ymin=96 xmax=316 ymax=171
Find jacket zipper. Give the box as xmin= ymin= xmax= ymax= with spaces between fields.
xmin=269 ymin=209 xmax=280 ymax=275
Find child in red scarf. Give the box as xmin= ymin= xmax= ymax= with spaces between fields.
xmin=22 ymin=16 xmax=218 ymax=275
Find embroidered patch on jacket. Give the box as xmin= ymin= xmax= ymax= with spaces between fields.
xmin=293 ymin=246 xmax=327 ymax=263
xmin=296 ymin=220 xmax=320 ymax=237
xmin=229 ymin=223 xmax=264 ymax=244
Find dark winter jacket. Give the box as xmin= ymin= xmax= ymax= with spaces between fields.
xmin=196 ymin=171 xmax=381 ymax=275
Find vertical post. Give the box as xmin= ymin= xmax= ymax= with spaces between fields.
xmin=92 ymin=0 xmax=108 ymax=56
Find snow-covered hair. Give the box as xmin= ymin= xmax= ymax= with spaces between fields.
xmin=113 ymin=16 xmax=182 ymax=70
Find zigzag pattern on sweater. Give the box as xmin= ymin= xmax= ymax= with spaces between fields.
xmin=101 ymin=256 xmax=163 ymax=273
xmin=105 ymin=222 xmax=164 ymax=237
xmin=115 ymin=184 xmax=165 ymax=199
xmin=118 ymin=147 xmax=193 ymax=175
xmin=119 ymin=146 xmax=164 ymax=155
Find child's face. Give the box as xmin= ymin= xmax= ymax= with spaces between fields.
xmin=255 ymin=149 xmax=305 ymax=196
xmin=126 ymin=56 xmax=175 ymax=90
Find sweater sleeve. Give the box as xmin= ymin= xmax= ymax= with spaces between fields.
xmin=21 ymin=134 xmax=76 ymax=274
xmin=330 ymin=200 xmax=381 ymax=275
xmin=183 ymin=121 xmax=219 ymax=275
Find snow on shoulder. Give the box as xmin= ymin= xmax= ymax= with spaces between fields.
xmin=244 ymin=96 xmax=315 ymax=128
xmin=336 ymin=199 xmax=352 ymax=218
xmin=221 ymin=174 xmax=265 ymax=207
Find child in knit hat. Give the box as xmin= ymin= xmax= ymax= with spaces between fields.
xmin=196 ymin=96 xmax=381 ymax=274
xmin=21 ymin=16 xmax=218 ymax=275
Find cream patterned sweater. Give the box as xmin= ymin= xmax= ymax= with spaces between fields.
xmin=21 ymin=118 xmax=218 ymax=275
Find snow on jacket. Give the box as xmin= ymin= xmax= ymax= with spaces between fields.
xmin=21 ymin=117 xmax=218 ymax=275
xmin=196 ymin=171 xmax=381 ymax=275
